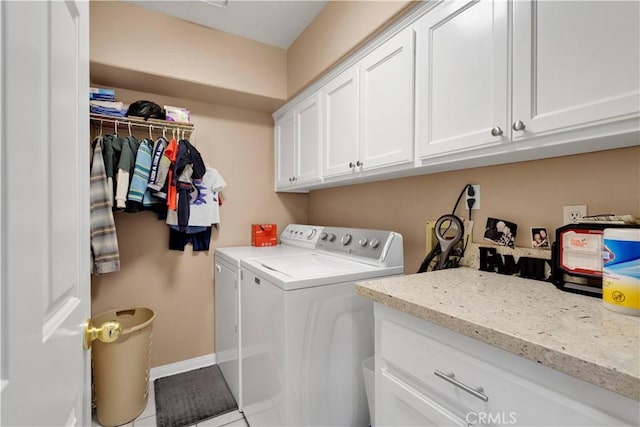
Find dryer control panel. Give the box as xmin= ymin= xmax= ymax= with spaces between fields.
xmin=280 ymin=224 xmax=324 ymax=249
xmin=316 ymin=227 xmax=404 ymax=267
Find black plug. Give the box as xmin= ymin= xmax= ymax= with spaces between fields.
xmin=467 ymin=185 xmax=475 ymax=197
xmin=467 ymin=197 xmax=476 ymax=210
xmin=466 ymin=185 xmax=476 ymax=210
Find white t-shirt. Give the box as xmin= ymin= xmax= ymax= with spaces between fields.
xmin=166 ymin=166 xmax=226 ymax=227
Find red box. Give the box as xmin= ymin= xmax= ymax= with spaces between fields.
xmin=251 ymin=224 xmax=278 ymax=247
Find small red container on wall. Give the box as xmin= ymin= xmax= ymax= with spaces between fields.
xmin=251 ymin=224 xmax=277 ymax=247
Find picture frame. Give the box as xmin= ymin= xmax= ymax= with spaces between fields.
xmin=483 ymin=217 xmax=518 ymax=249
xmin=531 ymin=227 xmax=550 ymax=248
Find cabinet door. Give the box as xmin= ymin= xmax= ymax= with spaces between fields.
xmin=275 ymin=111 xmax=295 ymax=189
xmin=415 ymin=0 xmax=508 ymax=159
xmin=295 ymin=93 xmax=322 ymax=184
xmin=360 ymin=27 xmax=415 ymax=171
xmin=512 ymin=0 xmax=640 ymax=139
xmin=378 ymin=368 xmax=468 ymax=427
xmin=322 ymin=68 xmax=360 ymax=178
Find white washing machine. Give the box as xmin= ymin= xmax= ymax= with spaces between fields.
xmin=214 ymin=224 xmax=324 ymax=410
xmin=240 ymin=227 xmax=404 ymax=426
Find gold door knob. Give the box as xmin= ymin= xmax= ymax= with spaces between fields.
xmin=83 ymin=319 xmax=122 ymax=350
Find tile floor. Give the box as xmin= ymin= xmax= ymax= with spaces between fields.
xmin=92 ymin=381 xmax=248 ymax=427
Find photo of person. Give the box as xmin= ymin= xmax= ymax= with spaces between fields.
xmin=531 ymin=227 xmax=550 ymax=248
xmin=484 ymin=217 xmax=518 ymax=248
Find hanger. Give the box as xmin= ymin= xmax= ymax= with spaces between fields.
xmin=114 ymin=120 xmax=119 ymax=136
xmin=148 ymin=124 xmax=153 ymax=140
xmin=162 ymin=127 xmax=167 ymax=139
xmin=99 ymin=120 xmax=103 ymax=137
xmin=128 ymin=122 xmax=132 ymax=137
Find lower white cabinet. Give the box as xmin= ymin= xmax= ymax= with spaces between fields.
xmin=375 ymin=303 xmax=639 ymax=427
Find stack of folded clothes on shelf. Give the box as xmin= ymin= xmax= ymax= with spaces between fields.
xmin=90 ymin=87 xmax=128 ymax=117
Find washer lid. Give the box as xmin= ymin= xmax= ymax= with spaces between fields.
xmin=255 ymin=253 xmax=377 ymax=279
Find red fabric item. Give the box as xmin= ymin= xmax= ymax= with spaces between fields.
xmin=164 ymin=139 xmax=179 ymax=211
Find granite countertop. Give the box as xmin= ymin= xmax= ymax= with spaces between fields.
xmin=356 ymin=267 xmax=640 ymax=400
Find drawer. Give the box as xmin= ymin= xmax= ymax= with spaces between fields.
xmin=378 ymin=368 xmax=468 ymax=427
xmin=379 ymin=317 xmax=629 ymax=426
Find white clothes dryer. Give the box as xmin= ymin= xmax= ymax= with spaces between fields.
xmin=240 ymin=227 xmax=404 ymax=426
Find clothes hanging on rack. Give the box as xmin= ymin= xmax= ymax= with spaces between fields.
xmin=161 ymin=138 xmax=179 ymax=209
xmin=115 ymin=135 xmax=140 ymax=209
xmin=147 ymin=136 xmax=169 ymax=197
xmin=90 ymin=116 xmax=224 ymax=253
xmin=102 ymin=134 xmax=140 ymax=209
xmin=173 ymin=139 xmax=207 ymax=229
xmin=165 ymin=166 xmax=226 ymax=229
xmin=90 ymin=136 xmax=120 ymax=274
xmin=127 ymin=138 xmax=153 ymax=211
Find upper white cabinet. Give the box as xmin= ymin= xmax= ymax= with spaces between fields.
xmin=415 ymin=0 xmax=509 ymax=158
xmin=359 ymin=26 xmax=415 ymax=172
xmin=322 ymin=67 xmax=360 ymax=178
xmin=274 ymin=0 xmax=640 ymax=192
xmin=512 ymin=0 xmax=640 ymax=139
xmin=275 ymin=93 xmax=322 ymax=190
xmin=322 ymin=27 xmax=415 ymax=181
xmin=415 ymin=0 xmax=640 ymax=161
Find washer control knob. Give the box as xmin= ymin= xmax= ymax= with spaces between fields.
xmin=306 ymin=229 xmax=317 ymax=239
xmin=327 ymin=233 xmax=336 ymax=242
xmin=369 ymin=238 xmax=380 ymax=249
xmin=358 ymin=237 xmax=369 ymax=247
xmin=341 ymin=234 xmax=352 ymax=246
xmin=320 ymin=232 xmax=328 ymax=241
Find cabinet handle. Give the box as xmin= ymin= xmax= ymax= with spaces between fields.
xmin=293 ymin=176 xmax=297 ymax=182
xmin=512 ymin=120 xmax=526 ymax=131
xmin=288 ymin=177 xmax=292 ymax=182
xmin=356 ymin=160 xmax=363 ymax=167
xmin=434 ymin=370 xmax=489 ymax=402
xmin=349 ymin=162 xmax=355 ymax=168
xmin=490 ymin=126 xmax=503 ymax=137
xmin=215 ymin=264 xmax=221 ymax=273
xmin=254 ymin=277 xmax=261 ymax=285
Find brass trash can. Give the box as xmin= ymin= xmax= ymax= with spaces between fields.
xmin=92 ymin=307 xmax=155 ymax=427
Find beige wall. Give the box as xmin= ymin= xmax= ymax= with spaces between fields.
xmin=90 ymin=1 xmax=287 ymax=105
xmin=91 ymin=87 xmax=307 ymax=367
xmin=308 ymin=147 xmax=640 ymax=274
xmin=287 ymin=0 xmax=416 ymax=96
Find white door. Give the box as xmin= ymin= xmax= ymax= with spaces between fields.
xmin=275 ymin=111 xmax=295 ymax=189
xmin=322 ymin=68 xmax=360 ymax=178
xmin=415 ymin=0 xmax=508 ymax=158
xmin=0 ymin=1 xmax=90 ymax=426
xmin=295 ymin=93 xmax=322 ymax=185
xmin=360 ymin=27 xmax=415 ymax=170
xmin=512 ymin=0 xmax=640 ymax=139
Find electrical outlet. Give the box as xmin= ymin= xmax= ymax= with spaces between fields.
xmin=465 ymin=184 xmax=480 ymax=210
xmin=563 ymin=205 xmax=587 ymax=224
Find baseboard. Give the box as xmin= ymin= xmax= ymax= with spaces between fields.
xmin=150 ymin=353 xmax=217 ymax=381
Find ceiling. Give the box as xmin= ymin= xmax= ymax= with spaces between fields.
xmin=125 ymin=0 xmax=329 ymax=49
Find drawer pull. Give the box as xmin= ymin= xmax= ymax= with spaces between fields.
xmin=434 ymin=370 xmax=489 ymax=402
